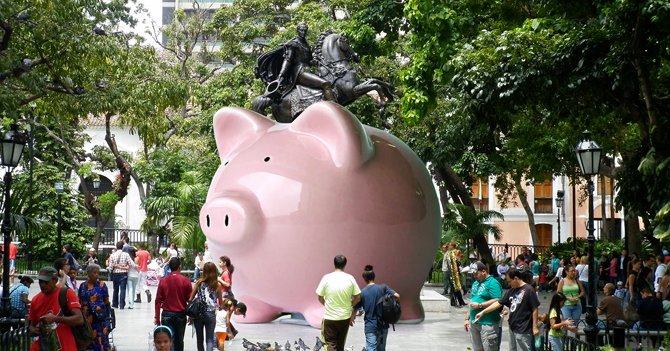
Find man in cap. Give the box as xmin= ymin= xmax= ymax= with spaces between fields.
xmin=464 ymin=262 xmax=503 ymax=351
xmin=28 ymin=267 xmax=83 ymax=350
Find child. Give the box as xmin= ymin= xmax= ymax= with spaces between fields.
xmin=547 ymin=292 xmax=577 ymax=351
xmin=537 ymin=314 xmax=548 ymax=351
xmin=539 ymin=271 xmax=549 ymax=292
xmin=68 ymin=268 xmax=78 ymax=293
xmin=215 ymin=298 xmax=248 ymax=350
xmin=153 ymin=325 xmax=173 ymax=351
xmin=614 ymin=281 xmax=627 ymax=308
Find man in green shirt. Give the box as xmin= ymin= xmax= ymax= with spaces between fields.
xmin=464 ymin=261 xmax=503 ymax=351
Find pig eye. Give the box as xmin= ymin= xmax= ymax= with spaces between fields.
xmin=224 ymin=161 xmax=229 ymax=166
xmin=225 ymin=214 xmax=229 ymax=227
xmin=206 ymin=215 xmax=210 ymax=227
xmin=264 ymin=157 xmax=270 ymax=162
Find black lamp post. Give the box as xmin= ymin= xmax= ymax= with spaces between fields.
xmin=574 ymin=130 xmax=602 ymax=347
xmin=556 ymin=190 xmax=565 ymax=243
xmin=1 ymin=124 xmax=27 ymax=331
xmin=55 ymin=182 xmax=64 ymax=256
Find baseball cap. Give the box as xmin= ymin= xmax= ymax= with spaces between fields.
xmin=475 ymin=261 xmax=488 ymax=272
xmin=450 ymin=242 xmax=456 ymax=246
xmin=616 ymin=281 xmax=623 ymax=286
xmin=37 ymin=267 xmax=59 ymax=282
xmin=89 ymin=248 xmax=96 ymax=252
xmin=441 ymin=244 xmax=448 ymax=249
xmin=663 ymin=250 xmax=669 ymax=256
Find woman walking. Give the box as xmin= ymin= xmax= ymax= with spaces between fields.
xmin=79 ymin=264 xmax=112 ymax=351
xmin=126 ymin=247 xmax=140 ymax=309
xmin=218 ymin=256 xmax=234 ymax=297
xmin=576 ymin=256 xmax=589 ymax=313
xmin=189 ymin=262 xmax=223 ymax=351
xmin=547 ymin=292 xmax=577 ymax=351
xmin=557 ymin=264 xmax=584 ymax=328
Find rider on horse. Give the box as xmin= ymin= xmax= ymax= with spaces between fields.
xmin=255 ymin=23 xmax=336 ymax=102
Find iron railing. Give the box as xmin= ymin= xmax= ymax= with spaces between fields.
xmin=0 ymin=319 xmax=31 ymax=351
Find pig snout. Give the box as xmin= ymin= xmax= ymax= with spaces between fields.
xmin=200 ymin=196 xmax=260 ymax=246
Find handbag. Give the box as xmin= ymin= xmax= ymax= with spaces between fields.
xmin=59 ymin=288 xmax=94 ymax=351
xmin=93 ymin=307 xmax=108 ymax=323
xmin=186 ymin=284 xmax=207 ymax=319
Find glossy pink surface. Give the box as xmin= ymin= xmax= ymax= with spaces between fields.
xmin=200 ymin=102 xmax=441 ymax=327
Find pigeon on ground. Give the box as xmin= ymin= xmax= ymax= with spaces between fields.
xmin=313 ymin=337 xmax=324 ymax=351
xmin=295 ymin=341 xmax=301 ymax=351
xmin=258 ymin=341 xmax=272 ymax=349
xmin=344 ymin=345 xmax=354 ymax=351
xmin=298 ymin=338 xmax=310 ymax=350
xmin=275 ymin=342 xmax=283 ymax=351
xmin=243 ymin=338 xmax=258 ymax=350
xmin=285 ymin=340 xmax=292 ymax=351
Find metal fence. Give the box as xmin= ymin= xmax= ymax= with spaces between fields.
xmin=99 ymin=228 xmax=147 ymax=246
xmin=538 ymin=319 xmax=669 ymax=351
xmin=0 ymin=319 xmax=31 ymax=351
xmin=488 ymin=243 xmax=552 ymax=262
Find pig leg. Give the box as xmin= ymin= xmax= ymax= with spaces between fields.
xmin=232 ymin=295 xmax=283 ymax=323
xmin=399 ymin=296 xmax=425 ymax=323
xmin=302 ymin=303 xmax=326 ymax=328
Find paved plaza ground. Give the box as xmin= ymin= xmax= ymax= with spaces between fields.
xmin=21 ymin=279 xmax=560 ymax=351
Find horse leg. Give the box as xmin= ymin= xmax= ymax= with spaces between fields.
xmin=353 ymin=82 xmax=391 ymax=126
xmin=362 ymin=78 xmax=402 ymax=98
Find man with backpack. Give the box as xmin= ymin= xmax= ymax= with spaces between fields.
xmin=28 ymin=267 xmax=84 ymax=351
xmin=351 ymin=265 xmax=399 ymax=351
xmin=464 ymin=261 xmax=503 ymax=351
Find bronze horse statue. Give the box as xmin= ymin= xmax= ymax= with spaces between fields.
xmin=252 ymin=30 xmax=401 ymax=126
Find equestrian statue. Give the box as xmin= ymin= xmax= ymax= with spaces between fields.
xmin=252 ymin=23 xmax=401 ymax=126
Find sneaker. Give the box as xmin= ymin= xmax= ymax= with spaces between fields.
xmin=146 ymin=290 xmax=152 ymax=303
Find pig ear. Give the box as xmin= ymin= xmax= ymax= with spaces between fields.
xmin=213 ymin=107 xmax=275 ymax=162
xmin=289 ymin=102 xmax=374 ymax=168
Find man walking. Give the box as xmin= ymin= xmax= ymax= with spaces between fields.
xmin=351 ymin=265 xmax=399 ymax=351
xmin=155 ymin=257 xmax=192 ymax=351
xmin=193 ymin=252 xmax=205 ymax=281
xmin=135 ymin=243 xmax=152 ymax=303
xmin=475 ymin=268 xmax=540 ymax=351
xmin=464 ymin=262 xmax=503 ymax=351
xmin=108 ymin=241 xmax=133 ymax=309
xmin=616 ymin=249 xmax=631 ymax=283
xmin=28 ymin=267 xmax=83 ymax=350
xmin=316 ymin=255 xmax=361 ymax=351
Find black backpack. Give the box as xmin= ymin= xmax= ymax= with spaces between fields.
xmin=376 ymin=284 xmax=401 ymax=330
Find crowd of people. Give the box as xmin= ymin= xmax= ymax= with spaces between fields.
xmin=440 ymin=244 xmax=670 ymax=351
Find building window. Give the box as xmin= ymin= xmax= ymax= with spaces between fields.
xmin=533 ymin=179 xmax=552 ymax=213
xmin=470 ymin=177 xmax=489 ymax=211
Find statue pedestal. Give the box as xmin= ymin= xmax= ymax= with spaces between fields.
xmin=420 ymin=289 xmax=451 ymax=313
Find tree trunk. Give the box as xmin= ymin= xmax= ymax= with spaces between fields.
xmin=513 ymin=175 xmax=540 ymax=246
xmin=625 ymin=215 xmax=641 ymax=255
xmin=435 ymin=164 xmax=493 ymax=262
xmin=92 ymin=214 xmax=112 ymax=251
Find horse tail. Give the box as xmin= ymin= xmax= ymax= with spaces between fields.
xmin=252 ymin=95 xmax=272 ymax=114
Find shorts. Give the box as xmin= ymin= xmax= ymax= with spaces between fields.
xmin=216 ymin=332 xmax=227 ymax=346
xmin=471 ymin=322 xmax=499 ymax=351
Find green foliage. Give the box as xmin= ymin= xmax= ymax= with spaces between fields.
xmin=443 ymin=203 xmax=504 ymax=242
xmin=546 ymin=239 xmax=652 ymax=263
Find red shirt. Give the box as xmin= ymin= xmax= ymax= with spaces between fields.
xmin=29 ymin=287 xmax=81 ymax=351
xmin=220 ymin=270 xmax=232 ymax=294
xmin=136 ymin=249 xmax=151 ymax=272
xmin=155 ymin=271 xmax=192 ymax=320
xmin=1 ymin=243 xmax=18 ymax=259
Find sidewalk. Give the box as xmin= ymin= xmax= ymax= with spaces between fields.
xmin=23 ymin=281 xmax=558 ymax=350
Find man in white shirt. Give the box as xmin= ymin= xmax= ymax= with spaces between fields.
xmin=316 ymin=255 xmax=361 ymax=351
xmin=193 ymin=252 xmax=205 ymax=281
xmin=654 ymin=254 xmax=666 ymax=297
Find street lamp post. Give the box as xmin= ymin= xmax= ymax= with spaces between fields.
xmin=0 ymin=124 xmax=27 ymax=331
xmin=574 ymin=130 xmax=602 ymax=347
xmin=55 ymin=182 xmax=64 ymax=256
xmin=555 ymin=190 xmax=565 ymax=243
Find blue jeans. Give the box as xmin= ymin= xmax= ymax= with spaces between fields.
xmin=365 ymin=328 xmax=389 ymax=351
xmin=549 ymin=335 xmax=564 ymax=351
xmin=561 ymin=305 xmax=582 ymax=327
xmin=112 ymin=272 xmax=128 ymax=308
xmin=194 ymin=268 xmax=201 ymax=281
xmin=126 ymin=275 xmax=138 ymax=308
xmin=194 ymin=310 xmax=216 ymax=351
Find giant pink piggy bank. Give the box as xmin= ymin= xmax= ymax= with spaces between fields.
xmin=200 ymin=102 xmax=440 ymax=328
